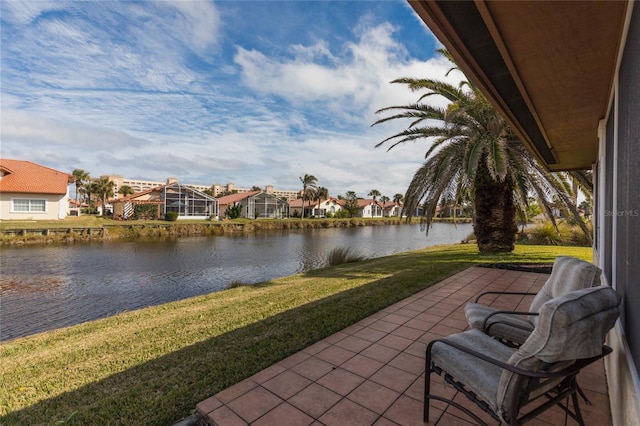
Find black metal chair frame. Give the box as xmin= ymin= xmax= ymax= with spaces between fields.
xmin=473 ymin=291 xmax=591 ymax=405
xmin=424 ymin=337 xmax=612 ymax=426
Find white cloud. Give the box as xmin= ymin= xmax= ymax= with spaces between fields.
xmin=234 ymin=21 xmax=459 ymax=124
xmin=1 ymin=110 xmax=149 ymax=149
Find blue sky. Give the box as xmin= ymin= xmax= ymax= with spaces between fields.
xmin=1 ymin=0 xmax=454 ymax=198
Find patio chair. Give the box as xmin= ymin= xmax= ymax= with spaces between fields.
xmin=424 ymin=285 xmax=621 ymax=425
xmin=465 ymin=256 xmax=602 ymax=347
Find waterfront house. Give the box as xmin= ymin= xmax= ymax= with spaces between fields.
xmin=355 ymin=199 xmax=383 ymax=218
xmin=382 ymin=202 xmax=402 ymax=217
xmin=217 ymin=191 xmax=289 ymax=219
xmin=0 ymin=158 xmax=72 ymax=220
xmin=112 ymin=182 xmax=218 ymax=220
xmin=289 ymin=197 xmax=343 ymax=218
xmin=409 ymin=1 xmax=640 ymax=422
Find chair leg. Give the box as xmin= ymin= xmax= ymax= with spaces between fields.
xmin=576 ymin=382 xmax=592 ymax=405
xmin=424 ymin=353 xmax=432 ymax=422
xmin=571 ymin=391 xmax=586 ymax=426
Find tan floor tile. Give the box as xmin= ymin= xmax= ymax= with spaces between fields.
xmin=335 ymin=335 xmax=374 ymax=353
xmin=206 ymin=405 xmax=247 ymax=426
xmin=377 ymin=334 xmax=414 ymax=352
xmin=315 ymin=345 xmax=357 ymax=366
xmin=370 ymin=364 xmax=417 ymax=393
xmin=390 ymin=325 xmax=426 ymax=341
xmin=252 ymin=402 xmax=314 ymax=426
xmin=382 ymin=313 xmax=412 ymax=325
xmin=291 ymin=355 xmax=335 ymax=381
xmin=215 ymin=378 xmax=257 ymax=404
xmin=288 ymin=383 xmax=343 ymax=418
xmin=369 ymin=319 xmax=401 ymax=333
xmin=316 ymin=367 xmax=366 ymax=396
xmin=278 ymin=350 xmax=312 ymax=369
xmin=360 ymin=343 xmax=401 ymax=363
xmin=382 ymin=394 xmax=425 ymax=426
xmin=263 ymin=370 xmax=312 ymax=399
xmin=318 ymin=398 xmax=379 ymax=426
xmin=251 ymin=364 xmax=288 ymax=384
xmin=196 ymin=396 xmax=222 ymax=416
xmin=226 ymin=386 xmax=283 ymax=423
xmin=357 ymin=327 xmax=388 ymax=342
xmin=387 ymin=352 xmax=424 ymax=376
xmin=340 ymin=353 xmax=385 ymax=378
xmin=302 ymin=340 xmax=331 ymax=355
xmin=347 ymin=380 xmax=401 ymax=414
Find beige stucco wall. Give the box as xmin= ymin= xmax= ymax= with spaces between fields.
xmin=606 ymin=323 xmax=640 ymax=426
xmin=0 ymin=192 xmax=68 ymax=220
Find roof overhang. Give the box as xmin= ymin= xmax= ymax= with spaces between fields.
xmin=409 ymin=0 xmax=629 ymax=171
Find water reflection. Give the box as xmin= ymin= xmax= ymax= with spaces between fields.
xmin=0 ymin=223 xmax=472 ymax=341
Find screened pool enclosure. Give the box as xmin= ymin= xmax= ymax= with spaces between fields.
xmin=163 ymin=184 xmax=218 ymax=219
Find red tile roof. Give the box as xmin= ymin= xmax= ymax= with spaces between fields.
xmin=0 ymin=159 xmax=72 ymax=195
xmin=216 ymin=190 xmax=261 ymax=205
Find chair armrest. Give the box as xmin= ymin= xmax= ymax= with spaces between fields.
xmin=474 ymin=291 xmax=537 ymax=303
xmin=483 ymin=310 xmax=538 ymax=333
xmin=426 ymin=338 xmax=611 ymax=380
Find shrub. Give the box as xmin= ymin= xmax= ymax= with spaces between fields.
xmin=227 ymin=280 xmax=251 ymax=289
xmin=326 ymin=247 xmax=365 ymax=266
xmin=165 ymin=212 xmax=179 ymax=221
xmin=134 ymin=204 xmax=158 ymax=220
xmin=527 ymin=223 xmax=562 ymax=245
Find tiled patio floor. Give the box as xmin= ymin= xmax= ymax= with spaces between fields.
xmin=196 ymin=266 xmax=612 ymax=425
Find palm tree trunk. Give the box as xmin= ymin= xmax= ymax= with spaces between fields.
xmin=473 ymin=159 xmax=517 ymax=253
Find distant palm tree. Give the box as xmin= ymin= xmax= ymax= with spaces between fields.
xmin=315 ymin=186 xmax=329 ymax=217
xmin=84 ymin=181 xmax=99 ymax=213
xmin=392 ymin=193 xmax=404 ymax=217
xmin=118 ymin=185 xmax=135 ymax=197
xmin=299 ymin=174 xmax=318 ymax=219
xmin=368 ymin=189 xmax=381 ymax=217
xmin=95 ymin=177 xmax=115 ymax=216
xmin=373 ymin=49 xmax=590 ymax=253
xmin=380 ymin=195 xmax=390 ymax=217
xmin=72 ymin=168 xmax=90 ymax=207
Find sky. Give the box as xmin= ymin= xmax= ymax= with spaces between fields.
xmin=1 ymin=0 xmax=457 ymax=199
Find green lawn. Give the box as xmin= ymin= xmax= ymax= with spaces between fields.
xmin=0 ymin=244 xmax=592 ymax=425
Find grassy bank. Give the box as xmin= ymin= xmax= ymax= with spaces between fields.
xmin=0 ymin=244 xmax=591 ymax=425
xmin=0 ymin=216 xmax=416 ymax=245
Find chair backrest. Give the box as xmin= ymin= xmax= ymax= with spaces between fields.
xmin=497 ymin=285 xmax=621 ymax=415
xmin=528 ymin=256 xmax=602 ymax=325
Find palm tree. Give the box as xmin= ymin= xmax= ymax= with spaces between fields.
xmin=312 ymin=186 xmax=329 ymax=217
xmin=83 ymin=181 xmax=99 ymax=214
xmin=380 ymin=195 xmax=390 ymax=217
xmin=95 ymin=177 xmax=115 ymax=216
xmin=118 ymin=185 xmax=135 ymax=197
xmin=71 ymin=169 xmax=90 ymax=208
xmin=299 ymin=174 xmax=318 ymax=219
xmin=368 ymin=189 xmax=381 ymax=217
xmin=392 ymin=193 xmax=404 ymax=217
xmin=373 ymin=49 xmax=590 ymax=253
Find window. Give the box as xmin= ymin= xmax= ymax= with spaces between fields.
xmin=12 ymin=199 xmax=46 ymax=213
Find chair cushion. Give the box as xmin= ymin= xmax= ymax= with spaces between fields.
xmin=496 ymin=286 xmax=621 ymax=415
xmin=430 ymin=329 xmax=515 ymax=413
xmin=528 ymin=256 xmax=602 ymax=325
xmin=465 ymin=303 xmax=534 ymax=344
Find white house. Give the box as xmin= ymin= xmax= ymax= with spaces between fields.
xmin=0 ymin=159 xmax=72 ymax=221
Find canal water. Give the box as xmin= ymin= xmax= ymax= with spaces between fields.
xmin=0 ymin=223 xmax=472 ymax=341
